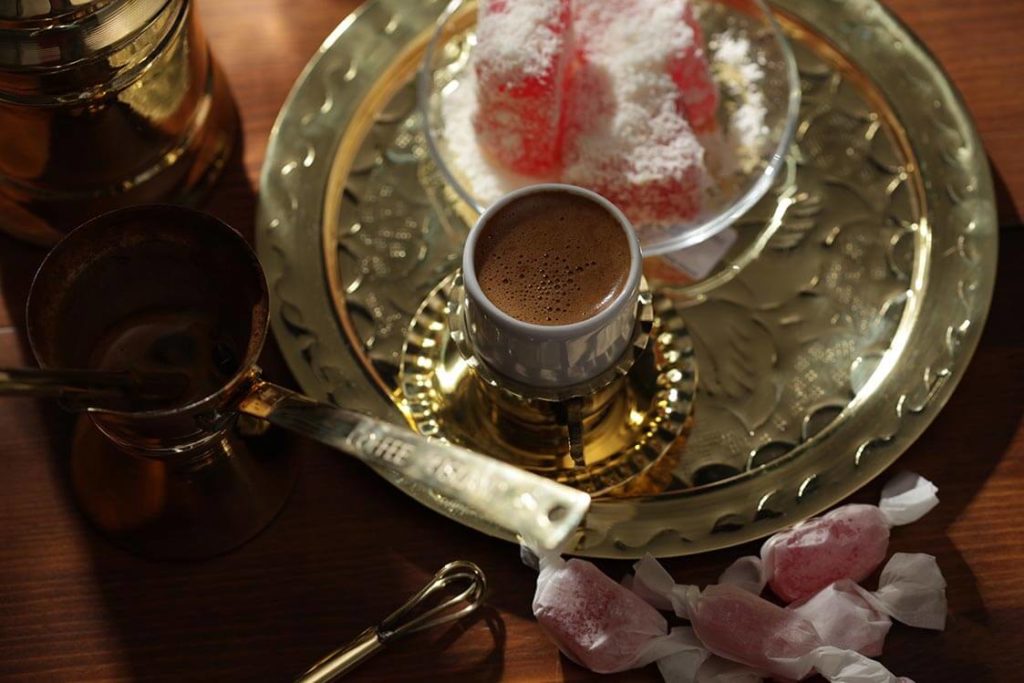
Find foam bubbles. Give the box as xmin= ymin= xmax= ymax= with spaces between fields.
xmin=474 ymin=191 xmax=630 ymax=325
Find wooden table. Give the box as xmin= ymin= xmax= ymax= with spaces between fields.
xmin=1 ymin=1 xmax=1021 ymax=680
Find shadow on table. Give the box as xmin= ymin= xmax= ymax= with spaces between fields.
xmin=2 ymin=153 xmax=1017 ymax=681
xmin=408 ymin=606 xmax=507 ymax=682
xmin=991 ymin=157 xmax=1021 ymax=227
xmin=0 ymin=123 xmax=512 ymax=680
xmin=865 ymin=226 xmax=1024 ymax=681
xmin=393 ymin=230 xmax=1024 ymax=681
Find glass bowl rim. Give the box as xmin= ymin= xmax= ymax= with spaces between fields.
xmin=416 ymin=0 xmax=802 ymax=256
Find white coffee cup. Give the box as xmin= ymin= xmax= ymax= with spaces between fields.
xmin=461 ymin=184 xmax=643 ymax=389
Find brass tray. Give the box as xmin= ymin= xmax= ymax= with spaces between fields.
xmin=256 ymin=0 xmax=997 ymax=557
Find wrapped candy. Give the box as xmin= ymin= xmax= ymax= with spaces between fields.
xmin=632 ymin=556 xmax=910 ymax=682
xmin=763 ymin=503 xmax=891 ymax=603
xmin=654 ymin=628 xmax=764 ymax=683
xmin=660 ymin=651 xmax=762 ymax=683
xmin=526 ymin=472 xmax=942 ymax=682
xmin=691 ymin=582 xmax=822 ymax=678
xmin=531 ymin=551 xmax=700 ymax=674
xmin=790 ymin=553 xmax=948 ymax=656
xmin=472 ymin=0 xmax=572 ymax=174
xmin=762 ymin=471 xmax=939 ymax=602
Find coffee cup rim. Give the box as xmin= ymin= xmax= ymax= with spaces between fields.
xmin=462 ymin=183 xmax=643 ymax=337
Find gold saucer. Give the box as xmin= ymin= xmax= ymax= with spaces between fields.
xmin=399 ymin=272 xmax=695 ymax=496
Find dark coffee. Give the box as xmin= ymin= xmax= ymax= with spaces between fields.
xmin=474 ymin=191 xmax=631 ymax=325
xmin=88 ymin=309 xmax=240 ymax=411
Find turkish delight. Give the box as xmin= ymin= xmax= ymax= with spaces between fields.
xmin=564 ymin=0 xmax=710 ymax=224
xmin=672 ymin=1 xmax=719 ymax=132
xmin=472 ymin=0 xmax=572 ymax=174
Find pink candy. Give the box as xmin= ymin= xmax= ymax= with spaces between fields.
xmin=533 ymin=554 xmax=686 ymax=673
xmin=692 ymin=583 xmax=823 ymax=680
xmin=763 ymin=504 xmax=891 ymax=602
xmin=763 ymin=472 xmax=939 ymax=602
xmin=790 ymin=553 xmax=948 ymax=656
xmin=790 ymin=579 xmax=893 ymax=656
xmin=631 ymin=554 xmax=922 ymax=682
xmin=472 ymin=0 xmax=572 ymax=174
xmin=526 ymin=473 xmax=942 ymax=682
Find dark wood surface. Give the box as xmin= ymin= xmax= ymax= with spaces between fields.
xmin=1 ymin=1 xmax=1022 ymax=681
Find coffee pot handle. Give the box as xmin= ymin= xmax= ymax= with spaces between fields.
xmin=238 ymin=380 xmax=589 ymax=551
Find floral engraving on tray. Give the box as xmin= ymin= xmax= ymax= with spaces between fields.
xmin=328 ymin=37 xmax=924 ymax=496
xmin=672 ymin=38 xmax=920 ymax=488
xmin=258 ymin=0 xmax=996 ymax=557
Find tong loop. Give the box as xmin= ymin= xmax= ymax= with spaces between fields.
xmin=296 ymin=561 xmax=486 ymax=683
xmin=378 ymin=560 xmax=487 ymax=642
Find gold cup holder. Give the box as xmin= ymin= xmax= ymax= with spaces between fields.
xmin=399 ymin=272 xmax=696 ymax=496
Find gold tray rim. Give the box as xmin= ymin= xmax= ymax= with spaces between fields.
xmin=256 ymin=0 xmax=998 ymax=557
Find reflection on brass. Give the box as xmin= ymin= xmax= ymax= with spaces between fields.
xmin=448 ymin=276 xmax=658 ymax=471
xmin=257 ymin=0 xmax=997 ymax=557
xmin=0 ymin=0 xmax=237 ymax=246
xmin=400 ymin=273 xmax=695 ymax=496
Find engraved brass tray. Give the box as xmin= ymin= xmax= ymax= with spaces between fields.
xmin=257 ymin=0 xmax=997 ymax=557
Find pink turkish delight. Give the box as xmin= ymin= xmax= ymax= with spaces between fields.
xmin=571 ymin=0 xmax=717 ymax=132
xmin=472 ymin=0 xmax=572 ymax=174
xmin=672 ymin=1 xmax=718 ymax=132
xmin=564 ymin=0 xmax=710 ymax=224
xmin=763 ymin=472 xmax=939 ymax=602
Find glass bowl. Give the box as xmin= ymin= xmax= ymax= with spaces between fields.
xmin=417 ymin=0 xmax=801 ymax=256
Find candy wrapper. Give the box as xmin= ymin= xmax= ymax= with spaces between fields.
xmin=790 ymin=553 xmax=947 ymax=656
xmin=654 ymin=628 xmax=763 ymax=683
xmin=525 ymin=472 xmax=942 ymax=681
xmin=762 ymin=471 xmax=939 ymax=602
xmin=632 ymin=556 xmax=912 ymax=682
xmin=661 ymin=653 xmax=763 ymax=683
xmin=529 ymin=549 xmax=705 ymax=674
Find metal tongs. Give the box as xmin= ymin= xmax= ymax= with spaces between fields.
xmin=296 ymin=561 xmax=487 ymax=682
xmin=0 ymin=367 xmax=188 ymax=408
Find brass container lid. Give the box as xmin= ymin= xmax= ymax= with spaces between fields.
xmin=0 ymin=0 xmax=178 ymax=102
xmin=0 ymin=0 xmax=172 ymax=61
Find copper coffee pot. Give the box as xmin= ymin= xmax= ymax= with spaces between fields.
xmin=25 ymin=205 xmax=589 ymax=559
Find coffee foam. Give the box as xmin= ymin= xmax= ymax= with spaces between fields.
xmin=474 ymin=191 xmax=631 ymax=325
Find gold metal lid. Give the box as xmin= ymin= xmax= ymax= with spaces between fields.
xmin=0 ymin=0 xmax=171 ymax=69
